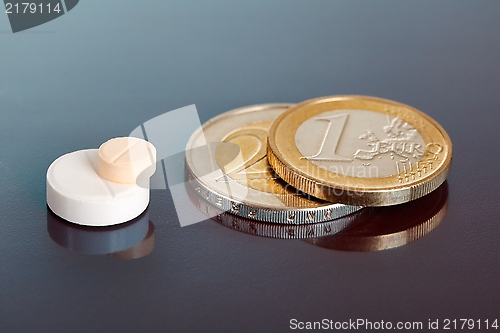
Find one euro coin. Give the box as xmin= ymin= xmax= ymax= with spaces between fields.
xmin=267 ymin=96 xmax=452 ymax=206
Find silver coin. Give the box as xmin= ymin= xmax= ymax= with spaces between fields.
xmin=185 ymin=104 xmax=360 ymax=224
xmin=295 ymin=109 xmax=426 ymax=178
xmin=186 ymin=183 xmax=363 ymax=238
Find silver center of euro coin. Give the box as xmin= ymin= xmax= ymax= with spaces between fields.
xmin=295 ymin=109 xmax=426 ymax=178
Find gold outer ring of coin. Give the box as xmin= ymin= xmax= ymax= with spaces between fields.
xmin=267 ymin=95 xmax=452 ymax=206
xmin=185 ymin=104 xmax=361 ymax=224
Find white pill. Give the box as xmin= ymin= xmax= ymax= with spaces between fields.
xmin=46 ymin=149 xmax=149 ymax=226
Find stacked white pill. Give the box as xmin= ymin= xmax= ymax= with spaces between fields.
xmin=46 ymin=137 xmax=157 ymax=226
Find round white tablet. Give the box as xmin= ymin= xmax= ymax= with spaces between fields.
xmin=46 ymin=149 xmax=149 ymax=226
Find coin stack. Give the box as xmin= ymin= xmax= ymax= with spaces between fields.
xmin=185 ymin=96 xmax=452 ymax=244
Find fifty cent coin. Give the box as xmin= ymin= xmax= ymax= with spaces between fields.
xmin=185 ymin=104 xmax=360 ymax=224
xmin=267 ymin=96 xmax=452 ymax=206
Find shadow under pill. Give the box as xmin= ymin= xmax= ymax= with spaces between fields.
xmin=47 ymin=207 xmax=155 ymax=258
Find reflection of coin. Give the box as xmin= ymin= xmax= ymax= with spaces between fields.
xmin=268 ymin=96 xmax=452 ymax=206
xmin=185 ymin=104 xmax=360 ymax=224
xmin=304 ymin=182 xmax=448 ymax=251
xmin=185 ymin=182 xmax=361 ymax=239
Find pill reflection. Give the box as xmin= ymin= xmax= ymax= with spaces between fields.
xmin=47 ymin=207 xmax=154 ymax=258
xmin=303 ymin=181 xmax=449 ymax=251
xmin=108 ymin=222 xmax=155 ymax=260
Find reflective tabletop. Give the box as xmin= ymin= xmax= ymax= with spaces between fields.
xmin=0 ymin=1 xmax=499 ymax=332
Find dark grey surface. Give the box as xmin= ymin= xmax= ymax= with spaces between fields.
xmin=1 ymin=1 xmax=499 ymax=332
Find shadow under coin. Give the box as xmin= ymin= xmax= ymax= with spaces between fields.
xmin=303 ymin=182 xmax=449 ymax=251
xmin=185 ymin=182 xmax=364 ymax=239
xmin=47 ymin=207 xmax=154 ymax=258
